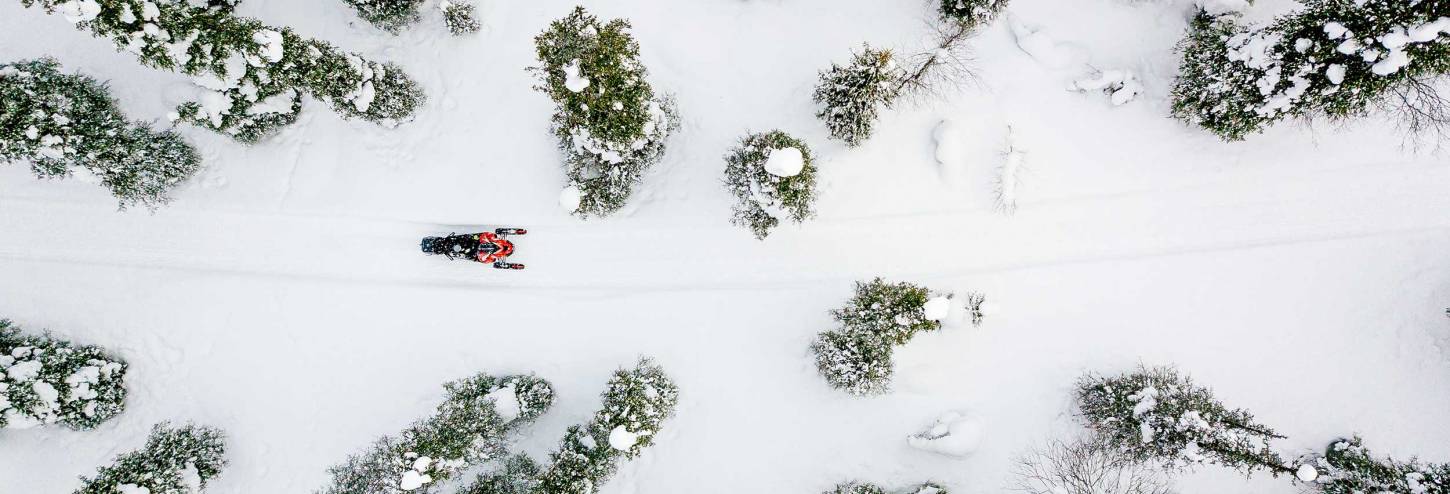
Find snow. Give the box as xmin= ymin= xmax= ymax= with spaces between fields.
xmin=931 ymin=119 xmax=965 ymax=184
xmin=252 ymin=30 xmax=285 ymax=64
xmin=6 ymin=360 xmax=40 ymax=382
xmin=1296 ymin=464 xmax=1319 ymax=482
xmin=557 ymin=185 xmax=582 ymax=212
xmin=3 ymin=1 xmax=1450 ymax=493
xmin=1069 ymin=69 xmax=1142 ymax=106
xmin=762 ymin=147 xmax=805 ymax=178
xmin=923 ymin=296 xmax=951 ymax=322
xmin=484 ymin=385 xmax=522 ymax=422
xmin=608 ymin=425 xmax=639 ymax=451
xmin=116 ymin=484 xmax=150 ymax=494
xmin=179 ymin=463 xmax=203 ymax=492
xmin=907 ymin=412 xmax=983 ymax=457
xmin=57 ymin=0 xmax=100 ymax=24
xmin=563 ymin=59 xmax=590 ymax=93
xmin=1326 ymin=64 xmax=1346 ymax=85
xmin=398 ymin=470 xmax=431 ymax=491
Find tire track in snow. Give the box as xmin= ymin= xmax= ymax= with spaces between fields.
xmin=1 ymin=163 xmax=1449 ymax=293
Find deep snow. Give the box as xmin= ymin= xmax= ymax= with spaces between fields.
xmin=2 ymin=0 xmax=1449 ymax=493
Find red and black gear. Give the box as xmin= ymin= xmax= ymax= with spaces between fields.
xmin=474 ymin=232 xmax=515 ymax=264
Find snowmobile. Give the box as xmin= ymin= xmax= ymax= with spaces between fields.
xmin=421 ymin=228 xmax=527 ymax=270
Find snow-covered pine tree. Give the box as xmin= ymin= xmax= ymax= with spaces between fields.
xmin=723 ymin=130 xmax=819 ymax=239
xmin=1305 ymin=436 xmax=1450 ymax=494
xmin=1171 ymin=2 xmax=1450 ymax=141
xmin=832 ymin=278 xmax=941 ymax=345
xmin=340 ymin=0 xmax=422 ymax=33
xmin=811 ymin=329 xmax=895 ymax=396
xmin=822 ymin=481 xmax=948 ymax=494
xmin=1 ymin=58 xmax=200 ymax=209
xmin=457 ymin=454 xmax=541 ymax=494
xmin=319 ymin=374 xmax=554 ymax=494
xmin=530 ymin=358 xmax=679 ymax=494
xmin=939 ymin=0 xmax=1010 ymax=28
xmin=1075 ymin=366 xmax=1291 ymax=476
xmin=21 ymin=0 xmax=426 ymax=143
xmin=75 ymin=422 xmax=227 ymax=494
xmin=814 ymin=45 xmax=904 ymax=147
xmin=0 ymin=319 xmax=128 ymax=430
xmin=532 ymin=7 xmax=678 ymax=218
xmin=441 ymin=1 xmax=480 ymax=36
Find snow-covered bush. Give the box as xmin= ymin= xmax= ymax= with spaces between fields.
xmin=319 ymin=374 xmax=554 ymax=494
xmin=1013 ymin=438 xmax=1173 ymax=494
xmin=457 ymin=454 xmax=540 ymax=494
xmin=723 ymin=130 xmax=819 ymax=239
xmin=1076 ymin=366 xmax=1290 ymax=476
xmin=822 ymin=481 xmax=949 ymax=494
xmin=76 ymin=422 xmax=227 ymax=494
xmin=341 ymin=0 xmax=422 ymax=33
xmin=1304 ymin=436 xmax=1450 ymax=494
xmin=1 ymin=58 xmax=200 ymax=209
xmin=814 ymin=45 xmax=904 ymax=147
xmin=1171 ymin=2 xmax=1450 ymax=141
xmin=939 ymin=0 xmax=1009 ymax=28
xmin=0 ymin=319 xmax=128 ymax=431
xmin=811 ymin=328 xmax=895 ymax=396
xmin=441 ymin=1 xmax=480 ymax=36
xmin=21 ymin=0 xmax=426 ymax=143
xmin=833 ymin=278 xmax=942 ymax=345
xmin=532 ymin=358 xmax=679 ymax=494
xmin=532 ymin=7 xmax=678 ymax=218
xmin=908 ymin=411 xmax=984 ymax=458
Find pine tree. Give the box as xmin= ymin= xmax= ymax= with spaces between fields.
xmin=814 ymin=45 xmax=904 ymax=147
xmin=21 ymin=0 xmax=426 ymax=143
xmin=458 ymin=454 xmax=541 ymax=494
xmin=825 ymin=482 xmax=888 ymax=494
xmin=1171 ymin=1 xmax=1450 ymax=141
xmin=833 ymin=278 xmax=941 ymax=345
xmin=1306 ymin=436 xmax=1450 ymax=494
xmin=319 ymin=374 xmax=554 ymax=494
xmin=939 ymin=0 xmax=1009 ymax=28
xmin=811 ymin=279 xmax=959 ymax=395
xmin=811 ymin=329 xmax=895 ymax=396
xmin=76 ymin=422 xmax=227 ymax=494
xmin=1076 ymin=366 xmax=1291 ymax=476
xmin=340 ymin=0 xmax=422 ymax=33
xmin=1 ymin=58 xmax=200 ymax=208
xmin=531 ymin=358 xmax=679 ymax=494
xmin=532 ymin=7 xmax=678 ymax=218
xmin=723 ymin=130 xmax=819 ymax=239
xmin=0 ymin=319 xmax=128 ymax=430
xmin=441 ymin=1 xmax=480 ymax=36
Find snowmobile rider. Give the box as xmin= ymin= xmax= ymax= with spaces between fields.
xmin=475 ymin=231 xmax=515 ymax=265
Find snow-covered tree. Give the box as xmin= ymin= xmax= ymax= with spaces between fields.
xmin=1076 ymin=366 xmax=1291 ymax=476
xmin=532 ymin=7 xmax=678 ymax=218
xmin=319 ymin=374 xmax=554 ymax=494
xmin=811 ymin=328 xmax=895 ymax=396
xmin=814 ymin=45 xmax=904 ymax=147
xmin=1171 ymin=2 xmax=1450 ymax=141
xmin=822 ymin=481 xmax=948 ymax=494
xmin=0 ymin=319 xmax=128 ymax=431
xmin=458 ymin=454 xmax=541 ymax=494
xmin=75 ymin=422 xmax=227 ymax=494
xmin=939 ymin=0 xmax=1009 ymax=28
xmin=1304 ymin=436 xmax=1450 ymax=494
xmin=441 ymin=1 xmax=480 ymax=36
xmin=1012 ymin=439 xmax=1173 ymax=494
xmin=340 ymin=0 xmax=421 ymax=33
xmin=21 ymin=0 xmax=426 ymax=143
xmin=723 ymin=130 xmax=819 ymax=239
xmin=833 ymin=278 xmax=941 ymax=345
xmin=1 ymin=58 xmax=200 ymax=209
xmin=530 ymin=358 xmax=679 ymax=494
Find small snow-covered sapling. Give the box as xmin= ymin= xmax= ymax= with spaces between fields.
xmin=75 ymin=422 xmax=227 ymax=494
xmin=723 ymin=130 xmax=819 ymax=239
xmin=0 ymin=318 xmax=129 ymax=430
xmin=440 ymin=1 xmax=481 ymax=36
xmin=995 ymin=128 xmax=1025 ymax=215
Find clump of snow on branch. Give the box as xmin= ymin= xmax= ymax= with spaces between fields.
xmin=1071 ymin=68 xmax=1143 ymax=105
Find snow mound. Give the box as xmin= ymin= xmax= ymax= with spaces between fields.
xmin=1070 ymin=69 xmax=1143 ymax=106
xmin=907 ymin=411 xmax=983 ymax=457
xmin=923 ymin=296 xmax=952 ymax=322
xmin=485 ymin=385 xmax=522 ymax=422
xmin=608 ymin=425 xmax=639 ymax=451
xmin=763 ymin=147 xmax=805 ymax=178
xmin=932 ymin=119 xmax=966 ymax=184
xmin=563 ymin=59 xmax=590 ymax=93
xmin=1296 ymin=464 xmax=1319 ymax=482
xmin=559 ymin=185 xmax=582 ymax=212
xmin=1008 ymin=18 xmax=1083 ymax=69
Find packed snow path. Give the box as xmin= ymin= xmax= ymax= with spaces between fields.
xmin=3 ymin=0 xmax=1450 ymax=493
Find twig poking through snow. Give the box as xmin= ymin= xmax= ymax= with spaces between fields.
xmin=996 ymin=127 xmax=1026 ymax=215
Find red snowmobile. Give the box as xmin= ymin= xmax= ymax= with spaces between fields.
xmin=421 ymin=228 xmax=527 ymax=270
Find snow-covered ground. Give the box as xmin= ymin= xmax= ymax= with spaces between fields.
xmin=3 ymin=0 xmax=1449 ymax=492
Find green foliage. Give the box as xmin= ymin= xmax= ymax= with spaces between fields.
xmin=441 ymin=1 xmax=480 ymax=36
xmin=939 ymin=0 xmax=1010 ymax=28
xmin=833 ymin=278 xmax=939 ymax=345
xmin=1309 ymin=436 xmax=1450 ymax=494
xmin=319 ymin=374 xmax=554 ymax=494
xmin=341 ymin=0 xmax=422 ymax=33
xmin=0 ymin=319 xmax=128 ymax=430
xmin=811 ymin=329 xmax=894 ymax=396
xmin=21 ymin=0 xmax=425 ymax=143
xmin=814 ymin=45 xmax=903 ymax=147
xmin=1076 ymin=366 xmax=1289 ymax=476
xmin=1171 ymin=1 xmax=1450 ymax=141
xmin=533 ymin=7 xmax=678 ymax=218
xmin=532 ymin=358 xmax=679 ymax=494
xmin=723 ymin=130 xmax=818 ymax=239
xmin=458 ymin=454 xmax=541 ymax=494
xmin=824 ymin=482 xmax=888 ymax=494
xmin=0 ymin=58 xmax=200 ymax=209
xmin=76 ymin=422 xmax=227 ymax=494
